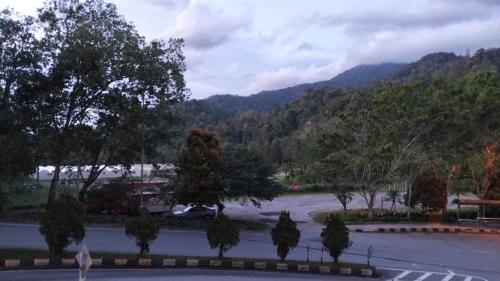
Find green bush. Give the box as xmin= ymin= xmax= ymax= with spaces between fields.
xmin=125 ymin=212 xmax=160 ymax=255
xmin=207 ymin=213 xmax=240 ymax=258
xmin=321 ymin=214 xmax=351 ymax=263
xmin=271 ymin=211 xmax=300 ymax=261
xmin=39 ymin=194 xmax=86 ymax=256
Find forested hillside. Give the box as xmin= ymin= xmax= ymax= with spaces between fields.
xmin=152 ymin=48 xmax=500 ymax=168
xmin=156 ymin=62 xmax=405 ymax=161
xmin=212 ymin=48 xmax=500 ymax=164
xmin=203 ymin=62 xmax=404 ymax=113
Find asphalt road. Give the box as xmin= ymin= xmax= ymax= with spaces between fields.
xmin=0 ymin=268 xmax=376 ymax=281
xmin=0 ymin=223 xmax=498 ymax=280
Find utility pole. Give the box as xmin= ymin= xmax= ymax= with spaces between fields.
xmin=140 ymin=94 xmax=145 ymax=209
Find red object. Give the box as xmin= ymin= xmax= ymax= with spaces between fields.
xmin=291 ymin=181 xmax=301 ymax=191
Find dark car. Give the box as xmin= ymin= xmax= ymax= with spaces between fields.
xmin=173 ymin=205 xmax=217 ymax=219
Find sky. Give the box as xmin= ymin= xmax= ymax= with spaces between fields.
xmin=2 ymin=0 xmax=500 ymax=99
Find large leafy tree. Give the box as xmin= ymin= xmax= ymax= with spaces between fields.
xmin=175 ymin=128 xmax=224 ymax=208
xmin=319 ymin=83 xmax=430 ymax=218
xmin=221 ymin=145 xmax=282 ymax=208
xmin=0 ymin=9 xmax=38 ymax=209
xmin=15 ymin=0 xmax=186 ymax=207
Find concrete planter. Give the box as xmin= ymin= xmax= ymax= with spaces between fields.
xmin=186 ymin=259 xmax=199 ymax=267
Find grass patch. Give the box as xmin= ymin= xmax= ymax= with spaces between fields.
xmin=313 ymin=208 xmax=480 ymax=224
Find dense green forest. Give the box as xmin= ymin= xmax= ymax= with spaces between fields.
xmin=154 ymin=48 xmax=500 ymax=165
xmin=155 ymin=48 xmax=500 ymax=217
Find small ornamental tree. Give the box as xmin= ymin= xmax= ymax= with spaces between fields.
xmin=207 ymin=213 xmax=240 ymax=258
xmin=271 ymin=211 xmax=300 ymax=261
xmin=39 ymin=194 xmax=86 ymax=256
xmin=321 ymin=214 xmax=351 ymax=263
xmin=409 ymin=170 xmax=447 ymax=214
xmin=125 ymin=212 xmax=160 ymax=255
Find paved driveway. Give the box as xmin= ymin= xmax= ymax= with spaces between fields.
xmin=220 ymin=193 xmax=474 ymax=226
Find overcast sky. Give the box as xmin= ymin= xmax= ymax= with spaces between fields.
xmin=2 ymin=0 xmax=500 ymax=99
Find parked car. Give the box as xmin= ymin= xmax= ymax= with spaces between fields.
xmin=173 ymin=205 xmax=217 ymax=219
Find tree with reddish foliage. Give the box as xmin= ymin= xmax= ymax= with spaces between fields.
xmin=175 ymin=128 xmax=224 ymax=210
xmin=409 ymin=170 xmax=448 ymax=214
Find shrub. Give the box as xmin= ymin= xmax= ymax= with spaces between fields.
xmin=207 ymin=213 xmax=240 ymax=258
xmin=409 ymin=170 xmax=447 ymax=213
xmin=321 ymin=214 xmax=351 ymax=263
xmin=125 ymin=212 xmax=160 ymax=255
xmin=39 ymin=194 xmax=86 ymax=256
xmin=271 ymin=211 xmax=300 ymax=261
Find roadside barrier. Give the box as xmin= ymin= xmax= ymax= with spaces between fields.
xmin=0 ymin=256 xmax=378 ymax=278
xmin=350 ymin=226 xmax=500 ymax=234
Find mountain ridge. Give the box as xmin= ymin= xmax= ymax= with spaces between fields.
xmin=201 ymin=62 xmax=406 ymax=113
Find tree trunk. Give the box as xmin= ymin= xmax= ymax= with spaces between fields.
xmin=47 ymin=164 xmax=62 ymax=208
xmin=333 ymin=256 xmax=339 ymax=264
xmin=78 ymin=181 xmax=92 ymax=202
xmin=367 ymin=193 xmax=376 ymax=220
xmin=216 ymin=202 xmax=225 ymax=214
xmin=218 ymin=244 xmax=224 ymax=258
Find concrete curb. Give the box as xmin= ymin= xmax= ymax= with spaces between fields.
xmin=0 ymin=257 xmax=379 ymax=278
xmin=349 ymin=226 xmax=500 ymax=234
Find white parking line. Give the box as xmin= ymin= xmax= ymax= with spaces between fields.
xmin=415 ymin=272 xmax=432 ymax=280
xmin=441 ymin=272 xmax=454 ymax=281
xmin=379 ymin=267 xmax=489 ymax=281
xmin=393 ymin=270 xmax=412 ymax=279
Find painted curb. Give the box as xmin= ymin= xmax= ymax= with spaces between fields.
xmin=0 ymin=257 xmax=378 ymax=278
xmin=350 ymin=226 xmax=500 ymax=235
xmin=162 ymin=258 xmax=176 ymax=267
xmin=33 ymin=258 xmax=50 ymax=267
xmin=254 ymin=261 xmax=266 ymax=269
xmin=62 ymin=258 xmax=75 ymax=266
xmin=4 ymin=259 xmax=20 ymax=268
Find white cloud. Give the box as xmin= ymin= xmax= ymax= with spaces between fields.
xmin=244 ymin=62 xmax=341 ymax=94
xmin=165 ymin=0 xmax=252 ymax=49
xmin=343 ymin=18 xmax=500 ymax=66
